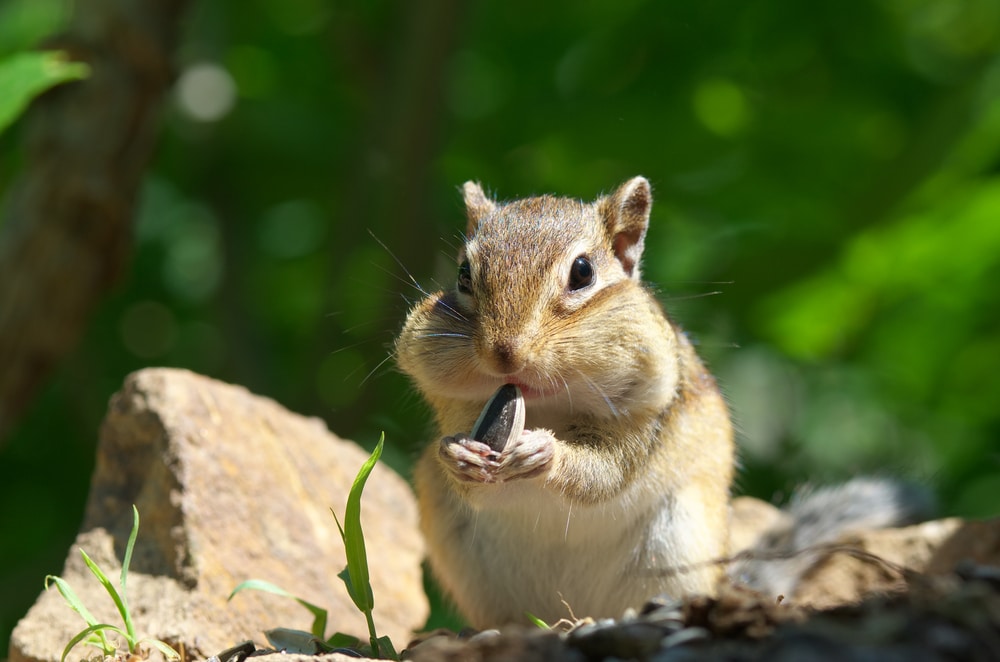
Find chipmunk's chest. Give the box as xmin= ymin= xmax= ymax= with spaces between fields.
xmin=451 ymin=486 xmax=670 ymax=622
xmin=460 ymin=466 xmax=659 ymax=539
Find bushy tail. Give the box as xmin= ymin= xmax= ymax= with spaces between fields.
xmin=730 ymin=477 xmax=932 ymax=599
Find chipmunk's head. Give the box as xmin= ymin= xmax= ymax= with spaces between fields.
xmin=397 ymin=177 xmax=678 ymax=416
xmin=454 ymin=177 xmax=652 ymax=378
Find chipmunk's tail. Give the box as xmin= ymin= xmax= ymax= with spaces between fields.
xmin=729 ymin=477 xmax=933 ymax=599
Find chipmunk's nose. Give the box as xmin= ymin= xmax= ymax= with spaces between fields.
xmin=484 ymin=338 xmax=525 ymax=375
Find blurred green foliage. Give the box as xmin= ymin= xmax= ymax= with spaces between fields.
xmin=0 ymin=50 xmax=88 ymax=135
xmin=3 ymin=0 xmax=1000 ymax=648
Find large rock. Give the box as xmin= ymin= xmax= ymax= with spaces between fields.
xmin=9 ymin=368 xmax=427 ymax=662
xmin=791 ymin=518 xmax=966 ymax=608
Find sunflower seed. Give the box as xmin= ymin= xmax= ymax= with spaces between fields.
xmin=471 ymin=384 xmax=525 ymax=452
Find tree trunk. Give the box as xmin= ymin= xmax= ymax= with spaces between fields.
xmin=0 ymin=0 xmax=190 ymax=443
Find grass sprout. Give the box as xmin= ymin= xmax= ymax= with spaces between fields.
xmin=230 ymin=433 xmax=397 ymax=659
xmin=45 ymin=505 xmax=180 ymax=662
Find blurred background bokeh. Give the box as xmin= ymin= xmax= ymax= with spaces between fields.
xmin=3 ymin=0 xmax=1000 ymax=648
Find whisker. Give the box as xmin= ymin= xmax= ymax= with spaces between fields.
xmin=341 ymin=321 xmax=383 ymax=336
xmin=430 ymin=297 xmax=470 ymax=324
xmin=373 ymin=261 xmax=431 ymax=298
xmin=360 ymin=351 xmax=398 ymax=386
xmin=661 ymin=280 xmax=734 ymax=286
xmin=441 ymin=233 xmax=466 ymax=255
xmin=661 ymin=290 xmax=723 ymax=302
xmin=550 ymin=368 xmax=572 ymax=412
xmin=368 ymin=229 xmax=430 ymax=297
xmin=326 ymin=339 xmax=373 ymax=355
xmin=575 ymin=368 xmax=618 ymax=418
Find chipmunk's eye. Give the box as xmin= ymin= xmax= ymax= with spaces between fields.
xmin=568 ymin=255 xmax=594 ymax=291
xmin=457 ymin=259 xmax=473 ymax=294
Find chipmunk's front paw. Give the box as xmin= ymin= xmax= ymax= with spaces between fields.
xmin=495 ymin=429 xmax=554 ymax=481
xmin=441 ymin=383 xmax=543 ymax=485
xmin=439 ymin=434 xmax=502 ymax=483
xmin=439 ymin=429 xmax=554 ymax=484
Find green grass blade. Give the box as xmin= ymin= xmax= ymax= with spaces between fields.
xmin=0 ymin=51 xmax=89 ymax=136
xmin=375 ymin=634 xmax=398 ymax=660
xmin=119 ymin=505 xmax=140 ymax=642
xmin=45 ymin=575 xmax=99 ymax=627
xmin=335 ymin=566 xmax=356 ymax=604
xmin=228 ymin=578 xmax=295 ymax=601
xmin=325 ymin=632 xmax=360 ymax=649
xmin=79 ymin=549 xmax=132 ymax=646
xmin=339 ymin=433 xmax=383 ymax=613
xmin=331 ymin=512 xmax=362 ymax=609
xmin=331 ymin=507 xmax=346 ymax=540
xmin=120 ymin=506 xmax=139 ymax=594
xmin=524 ymin=612 xmax=551 ymax=629
xmin=137 ymin=637 xmax=181 ymax=660
xmin=229 ymin=579 xmax=328 ymax=638
xmin=264 ymin=628 xmax=326 ymax=654
xmin=60 ymin=624 xmax=127 ymax=662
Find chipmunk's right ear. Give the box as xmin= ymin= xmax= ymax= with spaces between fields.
xmin=462 ymin=181 xmax=495 ymax=235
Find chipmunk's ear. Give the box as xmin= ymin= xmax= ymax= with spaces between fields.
xmin=600 ymin=176 xmax=651 ymax=278
xmin=462 ymin=181 xmax=496 ymax=236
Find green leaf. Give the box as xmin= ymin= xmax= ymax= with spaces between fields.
xmin=0 ymin=50 xmax=89 ymax=136
xmin=45 ymin=575 xmax=115 ymax=654
xmin=137 ymin=637 xmax=181 ymax=660
xmin=264 ymin=628 xmax=327 ymax=654
xmin=60 ymin=623 xmax=127 ymax=662
xmin=78 ymin=548 xmax=132 ymax=647
xmin=119 ymin=505 xmax=139 ymax=643
xmin=229 ymin=579 xmax=328 ymax=638
xmin=325 ymin=632 xmax=361 ymax=650
xmin=336 ymin=433 xmax=383 ymax=613
xmin=375 ymin=634 xmax=398 ymax=660
xmin=524 ymin=612 xmax=551 ymax=629
xmin=336 ymin=566 xmax=356 ymax=603
xmin=120 ymin=506 xmax=138 ymax=596
xmin=44 ymin=575 xmax=99 ymax=628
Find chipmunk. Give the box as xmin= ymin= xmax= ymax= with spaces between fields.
xmin=396 ymin=177 xmax=733 ymax=627
xmin=395 ymin=177 xmax=925 ymax=627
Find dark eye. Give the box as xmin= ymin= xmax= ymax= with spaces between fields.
xmin=568 ymin=255 xmax=594 ymax=291
xmin=457 ymin=259 xmax=473 ymax=294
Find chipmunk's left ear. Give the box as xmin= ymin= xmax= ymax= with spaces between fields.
xmin=600 ymin=176 xmax=651 ymax=278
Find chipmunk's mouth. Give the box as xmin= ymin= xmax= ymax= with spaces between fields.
xmin=504 ymin=379 xmax=560 ymax=400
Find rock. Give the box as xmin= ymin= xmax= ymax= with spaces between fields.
xmin=791 ymin=518 xmax=965 ymax=609
xmin=781 ymin=516 xmax=1000 ymax=609
xmin=232 ymin=655 xmax=372 ymax=662
xmin=402 ymin=626 xmax=568 ymax=662
xmin=399 ymin=568 xmax=1000 ymax=661
xmin=9 ymin=368 xmax=427 ymax=662
xmin=926 ymin=518 xmax=1000 ymax=574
